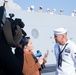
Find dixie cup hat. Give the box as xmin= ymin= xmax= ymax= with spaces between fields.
xmin=53 ymin=27 xmax=67 ymax=35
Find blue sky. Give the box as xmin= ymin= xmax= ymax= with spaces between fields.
xmin=13 ymin=0 xmax=76 ymax=15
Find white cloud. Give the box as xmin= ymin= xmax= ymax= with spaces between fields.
xmin=0 ymin=0 xmax=22 ymax=10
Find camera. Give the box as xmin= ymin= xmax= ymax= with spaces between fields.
xmin=7 ymin=13 xmax=27 ymax=47
xmin=7 ymin=13 xmax=26 ymax=36
xmin=0 ymin=5 xmax=27 ymax=47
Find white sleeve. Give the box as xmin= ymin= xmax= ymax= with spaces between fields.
xmin=71 ymin=43 xmax=76 ymax=68
xmin=54 ymin=44 xmax=59 ymax=63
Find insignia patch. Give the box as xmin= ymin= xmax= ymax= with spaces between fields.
xmin=75 ymin=56 xmax=76 ymax=58
xmin=74 ymin=53 xmax=76 ymax=58
xmin=65 ymin=54 xmax=68 ymax=56
xmin=65 ymin=49 xmax=70 ymax=53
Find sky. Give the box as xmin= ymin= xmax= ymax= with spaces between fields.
xmin=0 ymin=0 xmax=76 ymax=15
xmin=13 ymin=0 xmax=76 ymax=15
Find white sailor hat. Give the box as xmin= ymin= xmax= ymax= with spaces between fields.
xmin=47 ymin=8 xmax=50 ymax=10
xmin=30 ymin=5 xmax=34 ymax=9
xmin=53 ymin=8 xmax=56 ymax=11
xmin=5 ymin=0 xmax=8 ymax=1
xmin=39 ymin=6 xmax=43 ymax=9
xmin=60 ymin=9 xmax=64 ymax=12
xmin=53 ymin=27 xmax=67 ymax=35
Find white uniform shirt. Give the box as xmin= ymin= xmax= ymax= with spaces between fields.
xmin=54 ymin=40 xmax=76 ymax=75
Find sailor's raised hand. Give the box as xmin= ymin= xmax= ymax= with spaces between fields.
xmin=44 ymin=50 xmax=49 ymax=59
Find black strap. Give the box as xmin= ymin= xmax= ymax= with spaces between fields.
xmin=58 ymin=43 xmax=68 ymax=67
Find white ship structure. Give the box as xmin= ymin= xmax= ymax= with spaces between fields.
xmin=6 ymin=8 xmax=76 ymax=66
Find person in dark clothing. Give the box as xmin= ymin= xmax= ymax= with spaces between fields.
xmin=0 ymin=3 xmax=25 ymax=75
xmin=0 ymin=31 xmax=24 ymax=75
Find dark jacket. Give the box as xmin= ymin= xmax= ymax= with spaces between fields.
xmin=0 ymin=32 xmax=24 ymax=75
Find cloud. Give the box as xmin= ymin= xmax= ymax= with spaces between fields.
xmin=0 ymin=0 xmax=22 ymax=10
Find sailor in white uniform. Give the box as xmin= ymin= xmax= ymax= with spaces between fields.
xmin=53 ymin=28 xmax=76 ymax=75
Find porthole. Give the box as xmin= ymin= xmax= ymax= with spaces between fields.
xmin=31 ymin=29 xmax=39 ymax=39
